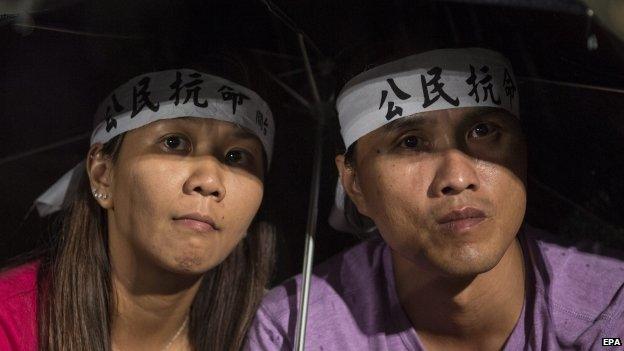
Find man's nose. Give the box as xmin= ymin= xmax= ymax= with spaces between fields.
xmin=182 ymin=156 xmax=226 ymax=202
xmin=428 ymin=149 xmax=480 ymax=197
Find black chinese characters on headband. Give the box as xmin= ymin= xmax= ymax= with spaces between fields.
xmin=103 ymin=71 xmax=253 ymax=132
xmin=377 ymin=65 xmax=516 ymax=121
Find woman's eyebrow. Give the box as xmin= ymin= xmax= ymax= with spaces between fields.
xmin=162 ymin=118 xmax=258 ymax=140
xmin=231 ymin=128 xmax=259 ymax=141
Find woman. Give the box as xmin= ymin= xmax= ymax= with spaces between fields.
xmin=0 ymin=60 xmax=276 ymax=350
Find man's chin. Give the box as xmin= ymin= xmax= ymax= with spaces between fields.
xmin=431 ymin=249 xmax=501 ymax=278
xmin=437 ymin=263 xmax=495 ymax=278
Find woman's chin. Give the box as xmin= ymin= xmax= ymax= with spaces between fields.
xmin=166 ymin=253 xmax=227 ymax=275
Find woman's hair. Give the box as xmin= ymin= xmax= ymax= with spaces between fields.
xmin=37 ymin=52 xmax=276 ymax=351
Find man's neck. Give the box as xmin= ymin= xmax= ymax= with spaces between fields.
xmin=392 ymin=238 xmax=526 ymax=351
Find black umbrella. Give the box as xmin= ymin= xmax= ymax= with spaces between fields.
xmin=0 ymin=0 xmax=320 ymax=267
xmin=257 ymin=0 xmax=624 ymax=347
xmin=2 ymin=1 xmax=623 ymax=349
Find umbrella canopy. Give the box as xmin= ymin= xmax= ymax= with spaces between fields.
xmin=261 ymin=1 xmax=624 ymax=347
xmin=2 ymin=1 xmax=624 ymax=349
xmin=0 ymin=0 xmax=327 ymax=277
xmin=269 ymin=0 xmax=624 ymax=243
xmin=1 ymin=0 xmax=623 ymax=292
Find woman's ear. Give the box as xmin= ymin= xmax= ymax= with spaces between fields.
xmin=335 ymin=154 xmax=370 ymax=217
xmin=86 ymin=144 xmax=114 ymax=209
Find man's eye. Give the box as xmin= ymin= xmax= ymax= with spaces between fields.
xmin=162 ymin=135 xmax=190 ymax=151
xmin=225 ymin=149 xmax=250 ymax=164
xmin=469 ymin=123 xmax=497 ymax=139
xmin=400 ymin=135 xmax=421 ymax=149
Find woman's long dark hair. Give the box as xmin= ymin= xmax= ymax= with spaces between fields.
xmin=37 ymin=54 xmax=276 ymax=351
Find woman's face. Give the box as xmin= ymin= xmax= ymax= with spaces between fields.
xmin=96 ymin=117 xmax=265 ymax=275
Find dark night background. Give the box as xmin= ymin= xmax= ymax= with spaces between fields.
xmin=1 ymin=0 xmax=623 ymax=284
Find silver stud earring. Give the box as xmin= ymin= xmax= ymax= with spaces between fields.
xmin=92 ymin=189 xmax=109 ymax=200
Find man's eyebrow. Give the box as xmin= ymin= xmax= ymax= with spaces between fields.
xmin=379 ymin=107 xmax=512 ymax=137
xmin=381 ymin=114 xmax=427 ymax=135
xmin=462 ymin=107 xmax=508 ymax=121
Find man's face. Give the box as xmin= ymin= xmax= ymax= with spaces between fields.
xmin=337 ymin=107 xmax=527 ymax=277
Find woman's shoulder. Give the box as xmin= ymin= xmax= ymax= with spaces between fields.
xmin=0 ymin=261 xmax=40 ymax=351
xmin=0 ymin=261 xmax=39 ymax=304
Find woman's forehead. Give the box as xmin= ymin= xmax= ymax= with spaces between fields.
xmin=134 ymin=117 xmax=257 ymax=139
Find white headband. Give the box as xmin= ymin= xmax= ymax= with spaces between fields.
xmin=337 ymin=47 xmax=518 ymax=149
xmin=35 ymin=69 xmax=275 ymax=216
xmin=330 ymin=48 xmax=519 ymax=233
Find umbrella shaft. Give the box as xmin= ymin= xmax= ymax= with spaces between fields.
xmin=294 ymin=33 xmax=324 ymax=351
xmin=294 ymin=122 xmax=323 ymax=351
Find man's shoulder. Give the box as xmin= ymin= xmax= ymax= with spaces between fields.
xmin=527 ymin=226 xmax=624 ymax=286
xmin=260 ymin=236 xmax=386 ymax=320
xmin=525 ymin=226 xmax=624 ymax=323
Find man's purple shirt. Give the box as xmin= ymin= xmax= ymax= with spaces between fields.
xmin=245 ymin=226 xmax=624 ymax=350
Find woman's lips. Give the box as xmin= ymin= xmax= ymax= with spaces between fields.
xmin=174 ymin=218 xmax=217 ymax=233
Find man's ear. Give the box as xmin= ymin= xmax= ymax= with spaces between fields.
xmin=335 ymin=154 xmax=370 ymax=217
xmin=86 ymin=144 xmax=114 ymax=209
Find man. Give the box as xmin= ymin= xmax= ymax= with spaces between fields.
xmin=245 ymin=48 xmax=624 ymax=350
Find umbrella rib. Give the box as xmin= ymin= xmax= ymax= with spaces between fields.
xmin=0 ymin=131 xmax=90 ymax=166
xmin=528 ymin=175 xmax=620 ymax=233
xmin=519 ymin=76 xmax=624 ymax=95
xmin=261 ymin=68 xmax=311 ymax=108
xmin=259 ymin=0 xmax=325 ymax=58
xmin=277 ymin=68 xmax=305 ymax=78
xmin=248 ymin=48 xmax=303 ymax=61
xmin=13 ymin=23 xmax=142 ymax=39
xmin=298 ymin=34 xmax=322 ymax=104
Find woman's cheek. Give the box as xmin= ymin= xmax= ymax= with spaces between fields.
xmin=227 ymin=177 xmax=263 ymax=229
xmin=124 ymin=161 xmax=179 ymax=239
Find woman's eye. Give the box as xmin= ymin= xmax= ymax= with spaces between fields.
xmin=400 ymin=135 xmax=421 ymax=149
xmin=162 ymin=135 xmax=190 ymax=151
xmin=470 ymin=123 xmax=497 ymax=139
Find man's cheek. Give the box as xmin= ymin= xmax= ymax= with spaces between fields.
xmin=475 ymin=159 xmax=499 ymax=185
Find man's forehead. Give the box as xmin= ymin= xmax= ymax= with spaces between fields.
xmin=381 ymin=107 xmax=513 ymax=133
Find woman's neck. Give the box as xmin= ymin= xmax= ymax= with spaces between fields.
xmin=109 ymin=242 xmax=203 ymax=350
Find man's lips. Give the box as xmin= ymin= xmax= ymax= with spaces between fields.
xmin=437 ymin=207 xmax=487 ymax=233
xmin=173 ymin=213 xmax=219 ymax=232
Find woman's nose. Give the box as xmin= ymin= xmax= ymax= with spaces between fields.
xmin=182 ymin=157 xmax=226 ymax=202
